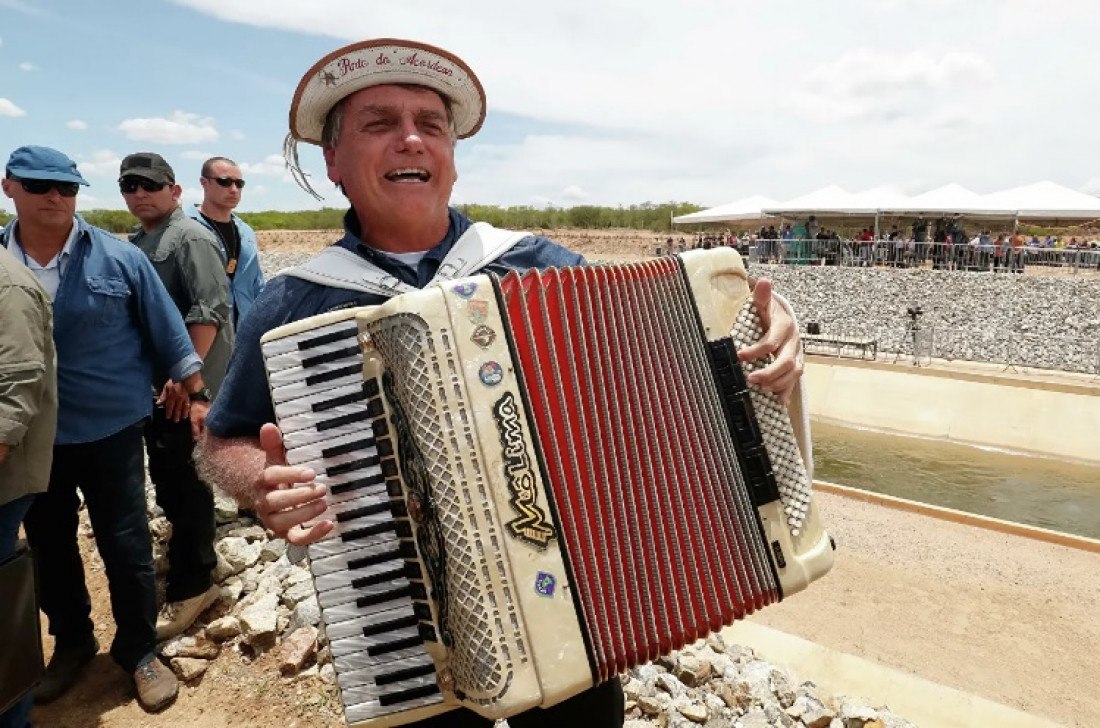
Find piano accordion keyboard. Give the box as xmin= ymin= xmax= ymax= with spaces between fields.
xmin=261 ymin=314 xmax=444 ymax=723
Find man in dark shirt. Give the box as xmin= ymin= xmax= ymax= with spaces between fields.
xmin=185 ymin=156 xmax=264 ymax=327
xmin=120 ymin=152 xmax=232 ymax=642
xmin=195 ymin=38 xmax=804 ymax=728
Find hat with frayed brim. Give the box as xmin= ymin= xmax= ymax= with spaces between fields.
xmin=289 ymin=38 xmax=485 ymax=145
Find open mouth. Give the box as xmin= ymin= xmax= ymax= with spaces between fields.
xmin=384 ymin=168 xmax=431 ymax=183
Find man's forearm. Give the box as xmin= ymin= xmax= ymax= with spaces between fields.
xmin=195 ymin=430 xmax=265 ymax=504
xmin=187 ymin=323 xmax=218 ymax=360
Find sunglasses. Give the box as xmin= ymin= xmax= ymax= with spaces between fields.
xmin=119 ymin=178 xmax=168 ymax=194
xmin=15 ymin=177 xmax=80 ymax=197
xmin=205 ymin=176 xmax=246 ymax=189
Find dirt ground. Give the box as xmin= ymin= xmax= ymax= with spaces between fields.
xmin=255 ymin=227 xmax=669 ymax=260
xmin=30 ymin=524 xmax=345 ymax=728
xmin=752 ymin=492 xmax=1100 ymax=728
xmin=30 ymin=491 xmax=1097 ymax=727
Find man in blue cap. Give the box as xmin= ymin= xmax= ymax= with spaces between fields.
xmin=1 ymin=145 xmax=213 ymax=713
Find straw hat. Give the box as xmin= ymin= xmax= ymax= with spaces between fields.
xmin=289 ymin=38 xmax=486 ymax=145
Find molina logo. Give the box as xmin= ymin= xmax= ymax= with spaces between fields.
xmin=492 ymin=393 xmax=555 ymax=549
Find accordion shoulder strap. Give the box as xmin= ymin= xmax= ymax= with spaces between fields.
xmin=280 ymin=222 xmax=531 ymax=298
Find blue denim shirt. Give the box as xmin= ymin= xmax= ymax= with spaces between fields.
xmin=208 ymin=207 xmax=584 ymax=438
xmin=184 ymin=204 xmax=265 ymax=327
xmin=1 ymin=216 xmax=201 ymax=444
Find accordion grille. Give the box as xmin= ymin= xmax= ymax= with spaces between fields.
xmin=367 ymin=312 xmax=515 ymax=704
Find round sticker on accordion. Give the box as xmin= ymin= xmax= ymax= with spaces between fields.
xmin=534 ymin=571 xmax=556 ymax=598
xmin=479 ymin=361 xmax=504 ymax=386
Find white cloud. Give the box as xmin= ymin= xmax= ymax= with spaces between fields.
xmin=561 ymin=185 xmax=588 ymax=202
xmin=252 ymin=184 xmax=268 ymax=195
xmin=164 ymin=1 xmax=1100 ymax=207
xmin=181 ymin=186 xmax=203 ymax=204
xmin=230 ymin=130 xmax=246 ymax=141
xmin=790 ymin=49 xmax=996 ymax=124
xmin=76 ymin=149 xmax=124 ymax=177
xmin=117 ymin=110 xmax=219 ymax=144
xmin=239 ymin=154 xmax=290 ymax=182
xmin=18 ymin=61 xmax=37 ymax=72
xmin=0 ymin=98 xmax=26 ymax=117
xmin=67 ymin=119 xmax=88 ymax=130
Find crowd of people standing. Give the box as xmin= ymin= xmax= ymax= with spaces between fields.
xmin=0 ymin=145 xmax=263 ymax=721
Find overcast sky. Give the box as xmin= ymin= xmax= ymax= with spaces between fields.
xmin=2 ymin=0 xmax=1098 ymax=213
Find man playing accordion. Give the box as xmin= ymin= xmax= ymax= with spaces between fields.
xmin=196 ymin=37 xmax=806 ymax=728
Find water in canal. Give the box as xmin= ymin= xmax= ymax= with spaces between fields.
xmin=811 ymin=420 xmax=1100 ymax=539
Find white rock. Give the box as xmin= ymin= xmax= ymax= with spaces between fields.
xmin=260 ymin=538 xmax=287 ymax=563
xmin=213 ymin=537 xmax=261 ymax=581
xmin=205 ymin=616 xmax=242 ymax=642
xmin=239 ymin=592 xmax=280 ymax=648
xmin=288 ymin=595 xmax=321 ymax=633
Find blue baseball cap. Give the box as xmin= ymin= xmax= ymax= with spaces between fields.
xmin=5 ymin=145 xmax=90 ymax=185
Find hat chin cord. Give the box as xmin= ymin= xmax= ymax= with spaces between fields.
xmin=282 ymin=133 xmax=324 ymax=202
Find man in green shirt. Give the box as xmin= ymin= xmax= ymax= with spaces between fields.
xmin=119 ymin=152 xmax=232 ymax=641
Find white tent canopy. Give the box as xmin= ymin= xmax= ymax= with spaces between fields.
xmin=671 ymin=195 xmax=779 ymax=224
xmin=673 ymin=181 xmax=1100 ymax=224
xmin=894 ymin=183 xmax=1006 ymax=216
xmin=981 ymin=181 xmax=1100 ymax=219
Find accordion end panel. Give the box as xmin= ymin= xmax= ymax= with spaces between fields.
xmin=757 ymin=500 xmax=834 ymax=598
xmin=357 ymin=282 xmax=592 ymax=721
xmin=678 ymin=248 xmax=835 ymax=600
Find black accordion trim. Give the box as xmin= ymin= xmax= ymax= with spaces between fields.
xmin=672 ymin=255 xmax=784 ymax=599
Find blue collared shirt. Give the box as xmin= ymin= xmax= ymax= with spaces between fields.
xmin=207 ymin=207 xmax=584 ymax=438
xmin=8 ymin=217 xmax=79 ymax=299
xmin=1 ymin=215 xmax=201 ymax=444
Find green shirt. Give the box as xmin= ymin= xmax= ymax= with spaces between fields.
xmin=0 ymin=244 xmax=57 ymax=504
xmin=130 ymin=207 xmax=233 ymax=396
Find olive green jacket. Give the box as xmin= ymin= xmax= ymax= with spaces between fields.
xmin=0 ymin=244 xmax=57 ymax=505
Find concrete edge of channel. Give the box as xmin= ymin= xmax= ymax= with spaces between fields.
xmin=814 ymin=479 xmax=1100 ymax=554
xmin=721 ymin=621 xmax=1064 ymax=728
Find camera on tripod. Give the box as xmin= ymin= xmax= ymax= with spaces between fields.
xmin=906 ymin=305 xmax=923 ymax=320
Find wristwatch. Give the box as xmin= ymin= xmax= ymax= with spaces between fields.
xmin=188 ymin=387 xmax=213 ymax=403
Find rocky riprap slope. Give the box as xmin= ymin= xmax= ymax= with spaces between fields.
xmin=757 ymin=264 xmax=1100 ymax=373
xmin=144 ymin=489 xmax=917 ymax=728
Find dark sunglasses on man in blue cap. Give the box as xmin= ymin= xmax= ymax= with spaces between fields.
xmin=12 ymin=177 xmax=81 ymax=197
xmin=5 ymin=145 xmax=90 ymax=193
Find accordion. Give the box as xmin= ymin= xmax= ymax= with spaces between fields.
xmin=260 ymin=248 xmax=833 ymax=726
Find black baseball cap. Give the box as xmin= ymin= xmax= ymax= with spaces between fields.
xmin=119 ymin=152 xmax=175 ymax=185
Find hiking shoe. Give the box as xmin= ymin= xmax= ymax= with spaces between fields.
xmin=155 ymin=584 xmax=220 ymax=641
xmin=133 ymin=657 xmax=178 ymax=712
xmin=33 ymin=636 xmax=100 ymax=704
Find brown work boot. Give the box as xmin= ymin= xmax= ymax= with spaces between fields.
xmin=34 ymin=636 xmax=100 ymax=704
xmin=133 ymin=657 xmax=178 ymax=712
xmin=155 ymin=584 xmax=220 ymax=641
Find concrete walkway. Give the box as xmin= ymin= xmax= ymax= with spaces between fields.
xmin=749 ymin=490 xmax=1099 ymax=727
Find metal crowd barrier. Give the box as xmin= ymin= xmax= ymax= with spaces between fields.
xmin=745 ymin=239 xmax=1100 ymax=273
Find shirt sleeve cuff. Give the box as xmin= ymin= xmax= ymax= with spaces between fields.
xmin=184 ymin=302 xmax=227 ymax=326
xmin=169 ymin=353 xmax=203 ymax=383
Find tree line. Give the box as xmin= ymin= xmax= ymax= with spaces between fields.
xmin=0 ymin=202 xmax=704 ymax=234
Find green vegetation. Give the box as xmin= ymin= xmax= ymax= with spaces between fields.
xmin=1 ymin=202 xmax=704 ymax=234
